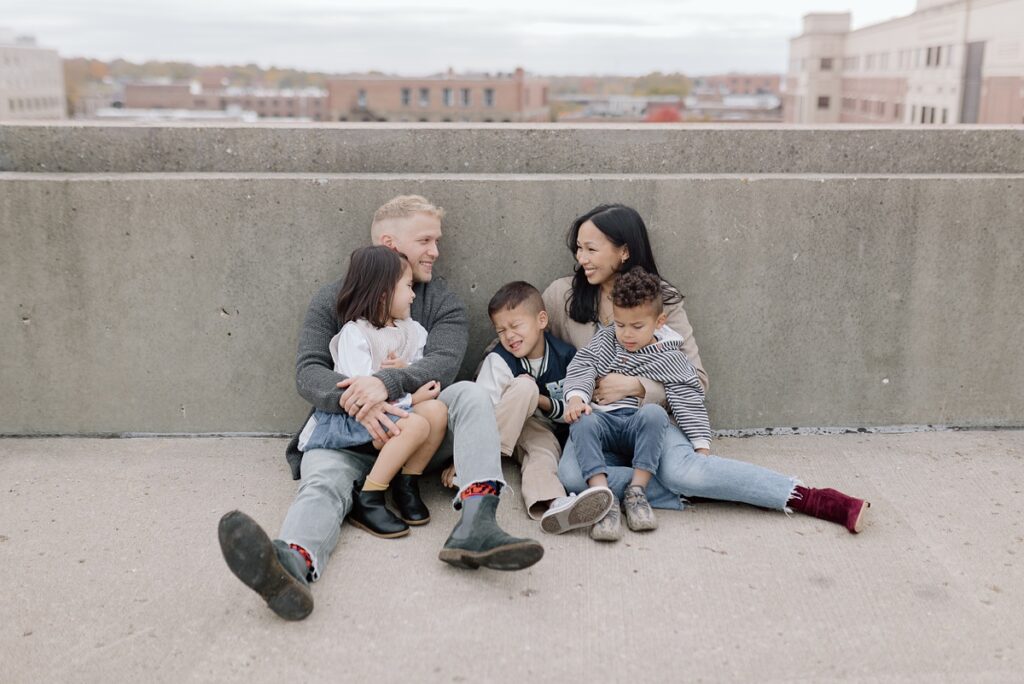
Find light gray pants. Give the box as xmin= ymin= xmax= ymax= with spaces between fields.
xmin=278 ymin=381 xmax=504 ymax=580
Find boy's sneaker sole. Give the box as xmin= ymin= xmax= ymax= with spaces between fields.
xmin=540 ymin=487 xmax=615 ymax=535
xmin=218 ymin=511 xmax=313 ymax=621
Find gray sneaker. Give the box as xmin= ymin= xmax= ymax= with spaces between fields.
xmin=623 ymin=485 xmax=657 ymax=531
xmin=590 ymin=496 xmax=623 ymax=542
xmin=540 ymin=486 xmax=615 ymax=535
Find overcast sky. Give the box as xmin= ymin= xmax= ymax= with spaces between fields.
xmin=5 ymin=0 xmax=918 ymax=75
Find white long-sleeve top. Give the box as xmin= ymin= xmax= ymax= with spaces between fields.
xmin=329 ymin=317 xmax=428 ymax=409
xmin=564 ymin=324 xmax=712 ymax=451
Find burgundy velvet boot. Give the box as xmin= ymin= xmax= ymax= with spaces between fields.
xmin=789 ymin=486 xmax=869 ymax=534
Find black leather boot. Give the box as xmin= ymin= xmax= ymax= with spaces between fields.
xmin=391 ymin=473 xmax=430 ymax=525
xmin=218 ymin=510 xmax=314 ymax=621
xmin=348 ymin=485 xmax=410 ymax=538
xmin=438 ymin=494 xmax=544 ymax=570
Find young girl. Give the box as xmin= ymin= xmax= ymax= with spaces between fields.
xmin=298 ymin=245 xmax=448 ymax=539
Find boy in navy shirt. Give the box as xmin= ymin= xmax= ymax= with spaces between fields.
xmin=473 ymin=281 xmax=614 ymax=533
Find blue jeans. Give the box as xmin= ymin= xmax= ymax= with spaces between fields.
xmin=570 ymin=405 xmax=668 ymax=482
xmin=559 ymin=423 xmax=797 ymax=511
xmin=279 ymin=381 xmax=505 ymax=580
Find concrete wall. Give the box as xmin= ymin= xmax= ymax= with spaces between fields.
xmin=2 ymin=123 xmax=1023 ymax=435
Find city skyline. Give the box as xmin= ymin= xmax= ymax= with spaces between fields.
xmin=6 ymin=0 xmax=916 ymax=76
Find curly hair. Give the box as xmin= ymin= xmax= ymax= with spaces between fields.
xmin=611 ymin=266 xmax=664 ymax=313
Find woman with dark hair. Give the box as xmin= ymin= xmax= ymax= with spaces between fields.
xmin=543 ymin=204 xmax=869 ymax=534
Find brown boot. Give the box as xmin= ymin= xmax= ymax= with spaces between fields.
xmin=789 ymin=486 xmax=869 ymax=534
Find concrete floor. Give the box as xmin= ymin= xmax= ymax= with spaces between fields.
xmin=1 ymin=430 xmax=1022 ymax=683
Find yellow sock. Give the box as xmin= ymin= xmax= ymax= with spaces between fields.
xmin=362 ymin=478 xmax=388 ymax=491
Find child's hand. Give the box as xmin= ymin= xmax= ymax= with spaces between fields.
xmin=380 ymin=352 xmax=407 ymax=369
xmin=564 ymin=397 xmax=591 ymax=423
xmin=412 ymin=380 xmax=441 ymax=404
xmin=440 ymin=464 xmax=458 ymax=489
xmin=537 ymin=395 xmax=553 ymax=413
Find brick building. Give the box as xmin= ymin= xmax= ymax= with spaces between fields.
xmin=326 ymin=68 xmax=550 ymax=122
xmin=124 ymin=82 xmax=328 ymax=120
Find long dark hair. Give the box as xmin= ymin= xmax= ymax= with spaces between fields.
xmin=564 ymin=204 xmax=681 ymax=324
xmin=336 ymin=245 xmax=409 ymax=328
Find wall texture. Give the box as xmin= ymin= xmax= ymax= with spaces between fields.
xmin=2 ymin=123 xmax=1022 ymax=434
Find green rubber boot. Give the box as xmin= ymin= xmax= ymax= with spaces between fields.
xmin=438 ymin=494 xmax=544 ymax=571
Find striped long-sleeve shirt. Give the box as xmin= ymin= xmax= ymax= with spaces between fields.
xmin=563 ymin=325 xmax=712 ymax=450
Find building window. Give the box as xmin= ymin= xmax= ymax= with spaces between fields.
xmin=443 ymin=88 xmax=453 ymax=107
xmin=460 ymin=88 xmax=470 ymax=107
xmin=419 ymin=88 xmax=429 ymax=107
xmin=401 ymin=88 xmax=410 ymax=107
xmin=817 ymin=96 xmax=830 ymax=110
xmin=357 ymin=90 xmax=367 ymax=108
xmin=942 ymin=108 xmax=948 ymax=124
xmin=484 ymin=88 xmax=495 ymax=107
xmin=911 ymin=105 xmax=917 ymax=122
xmin=894 ymin=103 xmax=902 ymax=120
xmin=820 ymin=57 xmax=833 ymax=71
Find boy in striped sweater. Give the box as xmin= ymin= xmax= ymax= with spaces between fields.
xmin=563 ymin=266 xmax=711 ymax=541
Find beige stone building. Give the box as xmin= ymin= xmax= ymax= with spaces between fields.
xmin=326 ymin=68 xmax=550 ymax=122
xmin=784 ymin=0 xmax=1024 ymax=124
xmin=0 ymin=30 xmax=66 ymax=120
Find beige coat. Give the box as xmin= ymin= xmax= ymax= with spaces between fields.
xmin=541 ymin=276 xmax=708 ymax=407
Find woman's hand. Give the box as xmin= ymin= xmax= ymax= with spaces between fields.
xmin=593 ymin=374 xmax=645 ymax=404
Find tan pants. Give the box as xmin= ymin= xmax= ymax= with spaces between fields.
xmin=494 ymin=376 xmax=567 ymax=519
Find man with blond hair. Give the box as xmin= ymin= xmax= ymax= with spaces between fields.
xmin=218 ymin=195 xmax=543 ymax=621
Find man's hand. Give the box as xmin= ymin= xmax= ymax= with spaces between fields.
xmin=338 ymin=376 xmax=389 ymax=417
xmin=411 ymin=380 xmax=441 ymax=404
xmin=358 ymin=401 xmax=407 ymax=445
xmin=564 ymin=396 xmax=592 ymax=423
xmin=593 ymin=373 xmax=645 ymax=405
xmin=380 ymin=352 xmax=407 ymax=369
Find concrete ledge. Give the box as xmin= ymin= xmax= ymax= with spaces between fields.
xmin=3 ymin=172 xmax=1022 ymax=434
xmin=3 ymin=122 xmax=1023 ymax=174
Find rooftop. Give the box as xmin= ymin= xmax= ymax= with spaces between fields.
xmin=3 ymin=429 xmax=1021 ymax=681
